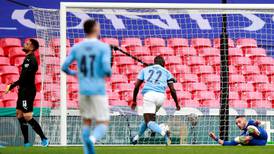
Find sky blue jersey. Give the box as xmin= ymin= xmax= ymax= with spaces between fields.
xmin=138 ymin=64 xmax=174 ymax=95
xmin=62 ymin=38 xmax=112 ymax=95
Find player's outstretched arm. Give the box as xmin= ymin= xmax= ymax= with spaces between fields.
xmin=167 ymin=81 xmax=180 ymax=111
xmin=131 ymin=79 xmax=143 ymax=110
xmin=209 ymin=132 xmax=239 ymax=146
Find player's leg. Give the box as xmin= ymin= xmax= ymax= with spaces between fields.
xmin=16 ymin=108 xmax=30 ymax=146
xmin=23 ymin=112 xmax=48 ymax=146
xmin=22 ymin=91 xmax=48 ymax=146
xmin=79 ymin=95 xmax=95 ymax=154
xmin=132 ymin=121 xmax=147 ymax=144
xmin=89 ymin=96 xmax=109 ymax=144
xmin=247 ymin=138 xmax=267 ymax=146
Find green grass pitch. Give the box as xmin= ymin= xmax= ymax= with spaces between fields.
xmin=1 ymin=146 xmax=274 ymax=154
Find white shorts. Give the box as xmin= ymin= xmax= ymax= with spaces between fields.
xmin=142 ymin=91 xmax=166 ymax=114
xmin=79 ymin=95 xmax=110 ymax=121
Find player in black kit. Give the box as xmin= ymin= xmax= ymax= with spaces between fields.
xmin=5 ymin=39 xmax=49 ymax=147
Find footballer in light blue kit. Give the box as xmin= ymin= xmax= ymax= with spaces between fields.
xmin=131 ymin=56 xmax=180 ymax=146
xmin=209 ymin=115 xmax=268 ymax=146
xmin=62 ymin=20 xmax=112 ymax=154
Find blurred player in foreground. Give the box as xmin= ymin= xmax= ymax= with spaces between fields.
xmin=131 ymin=56 xmax=180 ymax=145
xmin=5 ymin=39 xmax=48 ymax=147
xmin=62 ymin=19 xmax=112 ymax=154
xmin=209 ymin=115 xmax=268 ymax=146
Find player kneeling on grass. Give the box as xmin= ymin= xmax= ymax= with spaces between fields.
xmin=209 ymin=115 xmax=268 ymax=146
xmin=62 ymin=19 xmax=112 ymax=154
xmin=131 ymin=56 xmax=180 ymax=146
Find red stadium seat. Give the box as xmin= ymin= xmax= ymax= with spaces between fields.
xmin=177 ymin=74 xmax=198 ymax=83
xmin=114 ymin=56 xmax=135 ymax=66
xmin=165 ymin=56 xmax=182 ymax=65
xmin=229 ymin=100 xmax=248 ymax=108
xmin=193 ymin=91 xmax=215 ymax=100
xmin=67 ymin=101 xmax=79 ymax=109
xmin=237 ymin=65 xmax=260 ymax=75
xmin=25 ymin=38 xmax=46 ymax=47
xmin=122 ymin=65 xmax=143 ymax=75
xmin=264 ymin=92 xmax=274 ymax=102
xmin=230 ymin=83 xmax=254 ymax=92
xmin=141 ymin=56 xmax=154 ymax=64
xmin=0 ymin=38 xmax=21 ymax=50
xmin=0 ymin=57 xmax=10 ymax=66
xmin=184 ymin=83 xmax=208 ymax=92
xmin=205 ymin=56 xmax=220 ymax=66
xmin=0 ymin=66 xmax=18 ymax=75
xmin=8 ymin=47 xmax=25 ymax=64
xmin=199 ymin=74 xmax=220 ymax=83
xmin=200 ymin=100 xmax=219 ymax=108
xmin=229 ymin=74 xmax=246 ymax=83
xmin=163 ymin=100 xmax=176 ymax=107
xmin=111 ymin=74 xmax=128 ymax=84
xmin=260 ymin=65 xmax=274 ymax=75
xmin=101 ymin=37 xmax=119 ymax=46
xmin=3 ymin=92 xmax=17 ymax=107
xmin=190 ymin=38 xmax=211 ymax=48
xmin=116 ymin=83 xmax=134 ymax=93
xmin=213 ymin=38 xmax=235 ymax=48
xmin=129 ymin=46 xmax=151 ymax=56
xmin=110 ymin=100 xmax=128 ymax=106
xmin=167 ymin=38 xmax=188 ymax=48
xmin=229 ymin=91 xmax=240 ymax=100
xmin=228 ymin=48 xmax=243 ymax=57
xmin=121 ymin=37 xmax=142 ymax=48
xmin=144 ymin=37 xmax=165 ymax=47
xmin=207 ymin=82 xmax=220 ymax=92
xmin=240 ymin=91 xmax=262 ymax=101
xmin=108 ymin=92 xmax=120 ymax=101
xmin=245 ymin=74 xmax=269 ymax=84
xmin=173 ymin=83 xmax=184 ymax=91
xmin=0 ymin=48 xmax=5 ymax=56
xmin=254 ymin=83 xmax=274 ymax=92
xmin=174 ymin=47 xmax=197 ymax=57
xmin=73 ymin=38 xmax=84 ymax=44
xmin=12 ymin=57 xmax=25 ymax=67
xmin=236 ymin=38 xmax=257 ymax=48
xmin=252 ymin=57 xmax=274 ymax=66
xmin=191 ymin=65 xmax=214 ymax=75
xmin=243 ymin=48 xmax=266 ymax=57
xmin=38 ymin=47 xmax=55 ymax=57
xmin=229 ymin=57 xmax=251 ymax=66
xmin=49 ymin=38 xmax=70 ymax=47
xmin=1 ymin=74 xmax=19 ymax=84
xmin=151 ymin=47 xmax=174 ymax=56
xmin=197 ymin=47 xmax=219 ymax=57
xmin=180 ymin=100 xmax=200 ymax=108
xmin=249 ymin=100 xmax=272 ymax=108
xmin=67 ymin=76 xmax=78 ymax=84
xmin=167 ymin=65 xmax=191 ymax=74
xmin=183 ymin=56 xmax=205 ymax=66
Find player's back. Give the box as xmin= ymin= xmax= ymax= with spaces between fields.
xmin=72 ymin=38 xmax=112 ymax=95
xmin=139 ymin=64 xmax=173 ymax=95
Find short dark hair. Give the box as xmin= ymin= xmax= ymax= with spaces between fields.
xmin=235 ymin=115 xmax=245 ymax=119
xmin=154 ymin=56 xmax=165 ymax=67
xmin=29 ymin=39 xmax=39 ymax=51
xmin=83 ymin=19 xmax=98 ymax=34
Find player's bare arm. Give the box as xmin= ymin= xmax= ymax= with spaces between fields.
xmin=167 ymin=82 xmax=180 ymax=111
xmin=132 ymin=79 xmax=143 ymax=110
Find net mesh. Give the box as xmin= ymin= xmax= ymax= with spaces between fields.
xmin=31 ymin=6 xmax=274 ymax=145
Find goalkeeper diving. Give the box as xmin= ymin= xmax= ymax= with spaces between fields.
xmin=209 ymin=115 xmax=268 ymax=146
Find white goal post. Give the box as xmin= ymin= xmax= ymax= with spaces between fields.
xmin=32 ymin=2 xmax=274 ymax=146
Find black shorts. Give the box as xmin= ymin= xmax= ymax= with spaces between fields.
xmin=16 ymin=87 xmax=36 ymax=113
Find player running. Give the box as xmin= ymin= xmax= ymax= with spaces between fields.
xmin=5 ymin=39 xmax=49 ymax=147
xmin=62 ymin=19 xmax=112 ymax=154
xmin=131 ymin=56 xmax=180 ymax=145
xmin=209 ymin=115 xmax=268 ymax=146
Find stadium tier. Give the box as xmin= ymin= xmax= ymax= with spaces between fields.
xmin=0 ymin=37 xmax=274 ymax=109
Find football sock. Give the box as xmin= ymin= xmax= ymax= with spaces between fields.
xmin=82 ymin=125 xmax=95 ymax=154
xmin=147 ymin=121 xmax=165 ymax=136
xmin=27 ymin=118 xmax=46 ymax=140
xmin=89 ymin=124 xmax=108 ymax=144
xmin=18 ymin=117 xmax=29 ymax=144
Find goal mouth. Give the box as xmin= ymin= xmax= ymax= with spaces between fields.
xmin=27 ymin=3 xmax=274 ymax=145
